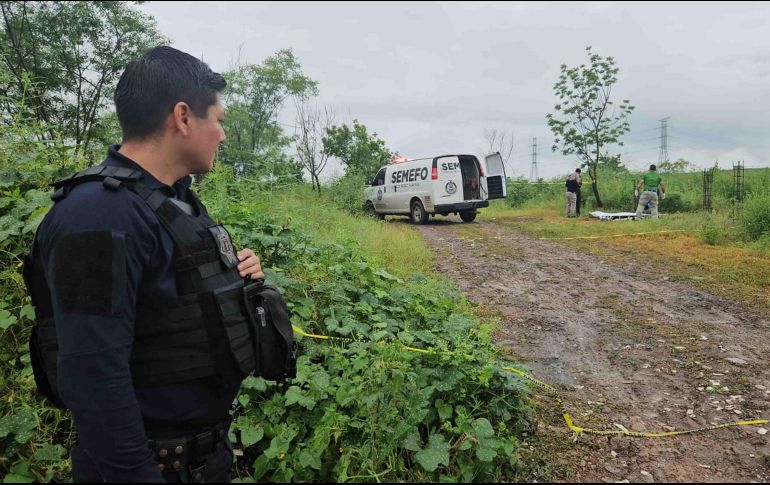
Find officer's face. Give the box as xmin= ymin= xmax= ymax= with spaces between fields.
xmin=188 ymin=96 xmax=226 ymax=174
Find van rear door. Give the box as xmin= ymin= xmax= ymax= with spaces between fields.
xmin=434 ymin=156 xmax=464 ymax=206
xmin=484 ymin=152 xmax=507 ymax=200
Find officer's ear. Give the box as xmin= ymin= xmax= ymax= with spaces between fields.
xmin=171 ymin=101 xmax=193 ymax=137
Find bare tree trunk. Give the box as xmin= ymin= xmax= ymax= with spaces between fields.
xmin=589 ymin=163 xmax=603 ymax=208
xmin=313 ymin=174 xmax=321 ymax=194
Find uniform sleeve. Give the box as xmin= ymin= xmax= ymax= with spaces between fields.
xmin=47 ymin=192 xmax=164 ymax=482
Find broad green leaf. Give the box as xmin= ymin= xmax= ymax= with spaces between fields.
xmin=240 ymin=426 xmax=264 ymax=448
xmin=298 ymin=450 xmax=321 ymax=470
xmin=435 ymin=399 xmax=453 ymax=421
xmin=472 ymin=418 xmax=494 ymax=439
xmin=0 ymin=310 xmax=16 ymax=330
xmin=402 ymin=429 xmax=422 ymax=452
xmin=414 ymin=433 xmax=449 ymax=472
xmin=32 ymin=444 xmax=66 ymax=462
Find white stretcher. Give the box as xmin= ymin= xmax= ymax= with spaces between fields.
xmin=589 ymin=211 xmax=641 ymax=221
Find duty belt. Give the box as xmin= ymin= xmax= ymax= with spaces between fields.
xmin=147 ymin=420 xmax=230 ymax=482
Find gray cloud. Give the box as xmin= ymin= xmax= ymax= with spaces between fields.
xmin=141 ymin=1 xmax=770 ymax=178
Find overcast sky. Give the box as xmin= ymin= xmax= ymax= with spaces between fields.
xmin=140 ymin=1 xmax=770 ymax=180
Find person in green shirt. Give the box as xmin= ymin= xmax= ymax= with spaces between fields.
xmin=635 ymin=164 xmax=666 ymax=218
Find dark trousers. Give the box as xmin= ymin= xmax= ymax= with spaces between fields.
xmin=71 ymin=439 xmax=233 ymax=483
xmin=576 ymin=189 xmax=582 ymax=215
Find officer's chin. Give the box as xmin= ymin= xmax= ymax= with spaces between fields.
xmin=191 ymin=159 xmax=215 ymax=175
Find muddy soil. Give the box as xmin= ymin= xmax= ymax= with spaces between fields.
xmin=415 ymin=217 xmax=770 ymax=483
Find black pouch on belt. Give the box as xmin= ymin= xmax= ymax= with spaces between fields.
xmin=243 ymin=278 xmax=297 ymax=382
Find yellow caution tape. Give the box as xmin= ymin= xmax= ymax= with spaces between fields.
xmin=292 ymin=325 xmax=768 ymax=439
xmin=501 ymin=364 xmax=767 ymax=437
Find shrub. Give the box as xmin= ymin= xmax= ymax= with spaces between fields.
xmin=739 ymin=194 xmax=770 ymax=241
xmin=700 ymin=220 xmax=726 ymax=245
xmin=327 ymin=172 xmax=370 ymax=215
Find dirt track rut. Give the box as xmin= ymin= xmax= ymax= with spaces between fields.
xmin=416 ymin=218 xmax=770 ymax=483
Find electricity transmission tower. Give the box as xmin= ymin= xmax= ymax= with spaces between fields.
xmin=530 ymin=137 xmax=538 ymax=181
xmin=658 ymin=117 xmax=670 ymax=165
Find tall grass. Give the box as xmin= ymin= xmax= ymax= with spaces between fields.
xmin=201 ymin=167 xmax=434 ymax=279
xmin=505 ymin=167 xmax=770 ymax=214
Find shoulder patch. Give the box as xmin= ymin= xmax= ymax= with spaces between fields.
xmin=52 ymin=231 xmax=125 ymax=315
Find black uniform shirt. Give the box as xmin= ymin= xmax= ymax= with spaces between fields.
xmin=36 ymin=146 xmax=240 ymax=482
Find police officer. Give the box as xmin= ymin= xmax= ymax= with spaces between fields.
xmin=26 ymin=47 xmax=265 ymax=482
xmin=565 ymin=168 xmax=581 ymax=217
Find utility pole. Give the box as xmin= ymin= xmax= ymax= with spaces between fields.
xmin=658 ymin=117 xmax=670 ymax=165
xmin=530 ymin=137 xmax=538 ymax=181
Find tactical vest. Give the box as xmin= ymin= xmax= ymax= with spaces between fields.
xmin=23 ymin=165 xmax=296 ymax=408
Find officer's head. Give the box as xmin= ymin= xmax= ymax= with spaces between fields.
xmin=650 ymin=164 xmax=657 ymax=171
xmin=115 ymin=46 xmax=226 ymax=174
xmin=575 ymin=168 xmax=581 ymax=173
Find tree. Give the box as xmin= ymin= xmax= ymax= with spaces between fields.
xmin=483 ymin=128 xmax=514 ymax=177
xmin=546 ymin=46 xmax=634 ymax=207
xmin=657 ymin=158 xmax=696 ymax=173
xmin=322 ymin=120 xmax=392 ymax=178
xmin=0 ymin=1 xmax=166 ymax=155
xmin=221 ymin=49 xmax=318 ymax=177
xmin=294 ymin=99 xmax=334 ymax=193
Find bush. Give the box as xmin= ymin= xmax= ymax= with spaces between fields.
xmin=0 ymin=124 xmax=87 ymax=482
xmin=205 ymin=191 xmax=536 ymax=482
xmin=3 ymin=161 xmax=536 ymax=482
xmin=739 ymin=194 xmax=770 ymax=241
xmin=659 ymin=193 xmax=698 ymax=213
xmin=700 ymin=220 xmax=726 ymax=245
xmin=327 ymin=172 xmax=370 ymax=215
xmin=506 ymin=179 xmax=562 ymax=209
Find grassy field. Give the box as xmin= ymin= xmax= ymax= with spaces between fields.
xmin=505 ymin=167 xmax=770 ymax=214
xmin=480 ymin=201 xmax=770 ymax=314
xmin=245 ymin=184 xmax=434 ymax=279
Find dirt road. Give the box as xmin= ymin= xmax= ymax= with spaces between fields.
xmin=416 ymin=218 xmax=770 ymax=483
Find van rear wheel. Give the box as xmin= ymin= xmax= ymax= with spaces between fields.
xmin=410 ymin=200 xmax=429 ymax=225
xmin=459 ymin=211 xmax=477 ymax=223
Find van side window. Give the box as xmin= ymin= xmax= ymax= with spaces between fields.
xmin=373 ymin=168 xmax=386 ymax=186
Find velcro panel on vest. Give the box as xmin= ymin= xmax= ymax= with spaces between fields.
xmin=131 ymin=354 xmax=219 ymax=388
xmin=134 ymin=294 xmax=204 ymax=338
xmin=131 ymin=300 xmax=220 ymax=387
xmin=52 ymin=231 xmax=122 ymax=316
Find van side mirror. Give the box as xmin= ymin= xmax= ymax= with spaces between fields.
xmin=366 ymin=178 xmax=373 ymax=186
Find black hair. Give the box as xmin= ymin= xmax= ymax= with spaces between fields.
xmin=575 ymin=168 xmax=581 ymax=173
xmin=114 ymin=46 xmax=226 ymax=140
xmin=650 ymin=164 xmax=657 ymax=171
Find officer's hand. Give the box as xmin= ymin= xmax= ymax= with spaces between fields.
xmin=634 ymin=189 xmax=639 ymax=197
xmin=661 ymin=192 xmax=666 ymax=200
xmin=237 ymin=248 xmax=265 ymax=279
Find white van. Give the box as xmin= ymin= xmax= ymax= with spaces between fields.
xmin=363 ymin=153 xmax=507 ymax=224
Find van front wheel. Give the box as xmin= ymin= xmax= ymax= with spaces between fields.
xmin=365 ymin=201 xmax=384 ymax=220
xmin=410 ymin=200 xmax=429 ymax=225
xmin=459 ymin=211 xmax=477 ymax=223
